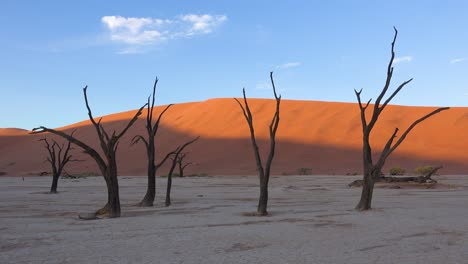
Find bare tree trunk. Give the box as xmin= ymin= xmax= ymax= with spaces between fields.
xmin=178 ymin=161 xmax=184 ymax=178
xmin=139 ymin=137 xmax=156 ymax=206
xmin=104 ymin=172 xmax=121 ymax=218
xmin=165 ymin=159 xmax=177 ymax=207
xmin=50 ymin=174 xmax=59 ymax=193
xmin=257 ymin=182 xmax=268 ymax=215
xmin=355 ymin=169 xmax=377 ymax=211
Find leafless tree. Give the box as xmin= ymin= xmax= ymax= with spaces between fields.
xmin=165 ymin=137 xmax=199 ymax=207
xmin=176 ymin=152 xmax=193 ymax=178
xmin=234 ymin=72 xmax=281 ymax=216
xmin=40 ymin=137 xmax=74 ymax=193
xmin=32 ymin=86 xmax=146 ymax=218
xmin=132 ymin=77 xmax=174 ymax=207
xmin=354 ymin=28 xmax=450 ymax=211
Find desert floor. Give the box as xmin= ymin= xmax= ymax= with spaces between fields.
xmin=2 ymin=175 xmax=468 ymax=264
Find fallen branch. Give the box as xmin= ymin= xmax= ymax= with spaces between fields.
xmin=349 ymin=166 xmax=443 ymax=187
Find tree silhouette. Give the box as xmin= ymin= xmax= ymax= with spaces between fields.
xmin=40 ymin=137 xmax=74 ymax=193
xmin=354 ymin=28 xmax=449 ymax=211
xmin=32 ymin=86 xmax=146 ymax=218
xmin=132 ymin=77 xmax=174 ymax=207
xmin=234 ymin=72 xmax=281 ymax=216
xmin=165 ymin=137 xmax=199 ymax=207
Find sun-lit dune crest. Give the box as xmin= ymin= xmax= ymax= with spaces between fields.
xmin=1 ymin=99 xmax=467 ymax=176
xmin=0 ymin=128 xmax=29 ymax=136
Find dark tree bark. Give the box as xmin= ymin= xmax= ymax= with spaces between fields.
xmin=32 ymin=86 xmax=146 ymax=218
xmin=354 ymin=28 xmax=449 ymax=211
xmin=132 ymin=77 xmax=174 ymax=207
xmin=234 ymin=72 xmax=281 ymax=216
xmin=40 ymin=137 xmax=73 ymax=193
xmin=176 ymin=152 xmax=193 ymax=178
xmin=165 ymin=137 xmax=199 ymax=207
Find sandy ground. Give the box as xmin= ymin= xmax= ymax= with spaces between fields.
xmin=2 ymin=175 xmax=468 ymax=264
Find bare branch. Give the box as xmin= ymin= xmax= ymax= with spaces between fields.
xmin=181 ymin=162 xmax=193 ymax=170
xmin=233 ymin=88 xmax=251 ymax=123
xmin=380 ymin=78 xmax=413 ymax=112
xmin=83 ymin=86 xmax=105 ymax=140
xmin=152 ymin=104 xmax=174 ymax=136
xmin=387 ymin=107 xmax=450 ymax=155
xmin=265 ymin=72 xmax=282 ymax=178
xmin=156 ymin=148 xmax=178 ymax=169
xmin=115 ymin=102 xmax=148 ymax=140
xmin=148 ymin=77 xmax=158 ymax=124
xmin=131 ymin=135 xmax=149 ymax=148
xmin=269 ymin=71 xmax=279 ymax=100
xmin=176 ymin=136 xmax=200 ymax=155
xmin=32 ymin=127 xmax=107 ymax=171
xmin=376 ymin=128 xmax=399 ymax=168
xmin=374 ymin=27 xmax=398 ymax=109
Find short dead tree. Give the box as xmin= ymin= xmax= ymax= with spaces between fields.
xmin=165 ymin=137 xmax=199 ymax=207
xmin=40 ymin=137 xmax=74 ymax=193
xmin=32 ymin=86 xmax=146 ymax=218
xmin=354 ymin=28 xmax=449 ymax=211
xmin=132 ymin=77 xmax=174 ymax=207
xmin=176 ymin=152 xmax=193 ymax=178
xmin=234 ymin=72 xmax=281 ymax=216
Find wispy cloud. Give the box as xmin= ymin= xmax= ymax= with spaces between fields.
xmin=180 ymin=14 xmax=227 ymax=35
xmin=101 ymin=14 xmax=227 ymax=53
xmin=450 ymin=58 xmax=467 ymax=64
xmin=276 ymin=62 xmax=301 ymax=69
xmin=255 ymin=82 xmax=270 ymax=90
xmin=393 ymin=56 xmax=413 ymax=64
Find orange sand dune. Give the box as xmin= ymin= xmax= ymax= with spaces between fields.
xmin=0 ymin=99 xmax=467 ymax=176
xmin=0 ymin=128 xmax=28 ymax=136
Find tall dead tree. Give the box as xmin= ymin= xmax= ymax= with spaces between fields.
xmin=132 ymin=77 xmax=174 ymax=207
xmin=165 ymin=137 xmax=199 ymax=207
xmin=354 ymin=27 xmax=449 ymax=211
xmin=40 ymin=137 xmax=73 ymax=193
xmin=176 ymin=152 xmax=192 ymax=178
xmin=234 ymin=72 xmax=281 ymax=216
xmin=32 ymin=86 xmax=146 ymax=218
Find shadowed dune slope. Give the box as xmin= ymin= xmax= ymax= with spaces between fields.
xmin=0 ymin=98 xmax=467 ymax=176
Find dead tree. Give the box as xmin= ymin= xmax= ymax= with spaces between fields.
xmin=234 ymin=72 xmax=281 ymax=216
xmin=176 ymin=152 xmax=193 ymax=178
xmin=32 ymin=86 xmax=146 ymax=218
xmin=40 ymin=137 xmax=73 ymax=193
xmin=165 ymin=137 xmax=199 ymax=207
xmin=354 ymin=28 xmax=449 ymax=211
xmin=132 ymin=77 xmax=174 ymax=207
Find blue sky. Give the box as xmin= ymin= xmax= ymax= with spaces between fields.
xmin=1 ymin=0 xmax=467 ymax=129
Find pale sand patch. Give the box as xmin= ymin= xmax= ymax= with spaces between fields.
xmin=1 ymin=175 xmax=468 ymax=264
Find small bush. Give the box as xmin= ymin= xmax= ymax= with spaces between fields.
xmin=389 ymin=166 xmax=406 ymax=176
xmin=414 ymin=166 xmax=433 ymax=176
xmin=297 ymin=168 xmax=312 ymax=175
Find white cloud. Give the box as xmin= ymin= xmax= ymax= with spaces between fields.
xmin=181 ymin=14 xmax=227 ymax=35
xmin=450 ymin=58 xmax=467 ymax=64
xmin=276 ymin=62 xmax=301 ymax=69
xmin=101 ymin=14 xmax=227 ymax=52
xmin=393 ymin=56 xmax=413 ymax=64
